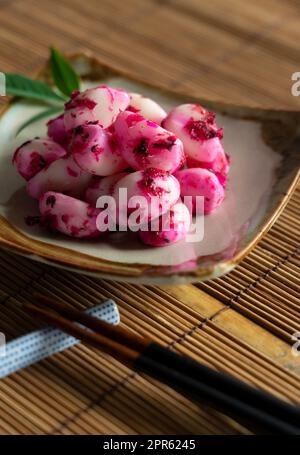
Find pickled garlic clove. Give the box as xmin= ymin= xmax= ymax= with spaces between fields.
xmin=27 ymin=155 xmax=92 ymax=200
xmin=69 ymin=123 xmax=127 ymax=176
xmin=64 ymin=86 xmax=130 ymax=132
xmin=39 ymin=191 xmax=101 ymax=238
xmin=13 ymin=138 xmax=66 ymax=181
xmin=114 ymin=111 xmax=185 ymax=173
xmin=47 ymin=114 xmax=71 ymax=148
xmin=112 ymin=168 xmax=180 ymax=227
xmin=139 ymin=201 xmax=191 ymax=246
xmin=85 ymin=172 xmax=129 ymax=206
xmin=163 ymin=103 xmax=224 ymax=162
xmin=175 ymin=168 xmax=225 ymax=215
xmin=127 ymin=93 xmax=167 ymax=124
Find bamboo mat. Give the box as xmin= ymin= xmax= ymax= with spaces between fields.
xmin=0 ymin=0 xmax=299 ymax=435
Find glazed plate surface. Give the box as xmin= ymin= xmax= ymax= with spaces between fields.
xmin=0 ymin=54 xmax=299 ymax=283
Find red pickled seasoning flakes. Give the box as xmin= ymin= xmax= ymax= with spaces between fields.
xmin=27 ymin=152 xmax=47 ymax=175
xmin=61 ymin=214 xmax=70 ymax=224
xmin=152 ymin=135 xmax=177 ymax=150
xmin=66 ymin=166 xmax=79 ymax=177
xmin=46 ymin=194 xmax=56 ymax=208
xmin=134 ymin=138 xmax=149 ymax=156
xmin=91 ymin=145 xmax=104 ymax=161
xmin=125 ymin=113 xmax=144 ymax=127
xmin=138 ymin=168 xmax=169 ymax=198
xmin=65 ymin=90 xmax=97 ymax=111
xmin=185 ymin=110 xmax=223 ymax=141
xmin=126 ymin=105 xmax=140 ymax=113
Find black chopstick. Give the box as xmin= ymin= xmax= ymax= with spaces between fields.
xmin=24 ymin=295 xmax=300 ymax=434
xmin=137 ymin=344 xmax=300 ymax=434
xmin=142 ymin=343 xmax=300 ymax=427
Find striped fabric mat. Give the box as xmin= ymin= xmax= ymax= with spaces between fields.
xmin=0 ymin=0 xmax=299 ymax=435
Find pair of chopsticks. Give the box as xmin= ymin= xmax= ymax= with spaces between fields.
xmin=23 ymin=294 xmax=300 ymax=434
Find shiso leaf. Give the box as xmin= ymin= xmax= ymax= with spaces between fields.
xmin=50 ymin=47 xmax=80 ymax=97
xmin=5 ymin=73 xmax=66 ymax=103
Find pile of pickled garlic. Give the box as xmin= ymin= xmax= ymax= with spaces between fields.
xmin=13 ymin=86 xmax=230 ymax=247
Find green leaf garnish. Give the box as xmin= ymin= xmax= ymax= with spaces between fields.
xmin=50 ymin=47 xmax=80 ymax=97
xmin=5 ymin=73 xmax=66 ymax=103
xmin=6 ymin=48 xmax=82 ymax=137
xmin=16 ymin=106 xmax=63 ymax=136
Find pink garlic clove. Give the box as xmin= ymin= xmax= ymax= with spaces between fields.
xmin=112 ymin=168 xmax=180 ymax=227
xmin=47 ymin=114 xmax=71 ymax=148
xmin=69 ymin=123 xmax=128 ymax=176
xmin=127 ymin=93 xmax=167 ymax=124
xmin=139 ymin=201 xmax=191 ymax=247
xmin=39 ymin=191 xmax=101 ymax=238
xmin=163 ymin=103 xmax=224 ymax=163
xmin=64 ymin=86 xmax=130 ymax=132
xmin=13 ymin=138 xmax=66 ymax=181
xmin=114 ymin=111 xmax=185 ymax=173
xmin=27 ymin=155 xmax=92 ymax=200
xmin=85 ymin=172 xmax=129 ymax=206
xmin=175 ymin=168 xmax=225 ymax=215
xmin=186 ymin=148 xmax=230 ymax=187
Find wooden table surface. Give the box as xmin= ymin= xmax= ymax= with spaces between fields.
xmin=0 ymin=0 xmax=299 ymax=435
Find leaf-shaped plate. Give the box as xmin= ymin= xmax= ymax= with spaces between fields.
xmin=0 ymin=52 xmax=299 ymax=284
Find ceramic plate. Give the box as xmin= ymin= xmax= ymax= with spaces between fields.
xmin=0 ymin=53 xmax=299 ymax=284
